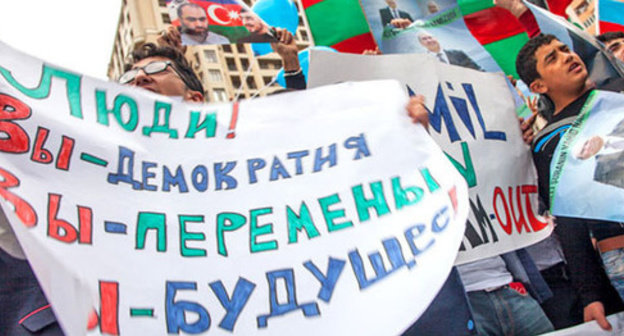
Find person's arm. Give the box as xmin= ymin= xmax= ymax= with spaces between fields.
xmin=555 ymin=217 xmax=613 ymax=331
xmin=271 ymin=29 xmax=306 ymax=90
xmin=157 ymin=26 xmax=187 ymax=54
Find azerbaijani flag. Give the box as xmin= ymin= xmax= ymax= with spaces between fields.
xmin=302 ymin=0 xmax=377 ymax=53
xmin=458 ymin=0 xmax=530 ymax=78
xmin=167 ymin=0 xmax=251 ymax=42
xmin=598 ymin=0 xmax=624 ymax=33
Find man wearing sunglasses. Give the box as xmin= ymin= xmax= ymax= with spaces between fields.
xmin=120 ymin=43 xmax=205 ymax=102
xmin=177 ymin=2 xmax=229 ymax=45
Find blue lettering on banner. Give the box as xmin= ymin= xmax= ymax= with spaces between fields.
xmin=209 ymin=278 xmax=256 ymax=332
xmin=256 ymin=269 xmax=320 ymax=328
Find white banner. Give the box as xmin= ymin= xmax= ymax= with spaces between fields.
xmin=0 ymin=42 xmax=468 ymax=335
xmin=308 ymin=51 xmax=553 ymax=264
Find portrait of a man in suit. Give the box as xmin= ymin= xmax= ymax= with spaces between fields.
xmin=417 ymin=31 xmax=483 ymax=71
xmin=379 ymin=0 xmax=413 ymax=28
xmin=574 ymin=120 xmax=624 ymax=189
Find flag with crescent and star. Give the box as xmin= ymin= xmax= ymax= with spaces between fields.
xmin=167 ymin=0 xmax=267 ymax=44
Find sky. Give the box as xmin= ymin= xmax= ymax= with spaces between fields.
xmin=0 ymin=0 xmax=122 ymax=80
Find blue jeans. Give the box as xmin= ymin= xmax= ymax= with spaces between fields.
xmin=467 ymin=287 xmax=554 ymax=336
xmin=601 ymin=248 xmax=624 ymax=302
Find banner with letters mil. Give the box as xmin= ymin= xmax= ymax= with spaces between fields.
xmin=308 ymin=51 xmax=553 ymax=264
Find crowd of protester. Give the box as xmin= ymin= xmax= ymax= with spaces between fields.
xmin=1 ymin=2 xmax=624 ymax=335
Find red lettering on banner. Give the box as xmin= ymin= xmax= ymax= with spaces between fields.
xmin=31 ymin=127 xmax=53 ymax=164
xmin=0 ymin=167 xmax=37 ymax=227
xmin=56 ymin=136 xmax=75 ymax=170
xmin=493 ymin=186 xmax=512 ymax=234
xmin=99 ymin=281 xmax=120 ymax=335
xmin=521 ymin=185 xmax=549 ymax=231
xmin=493 ymin=185 xmax=548 ymax=235
xmin=47 ymin=194 xmax=93 ymax=244
xmin=0 ymin=94 xmax=31 ymax=153
xmin=30 ymin=127 xmax=75 ymax=170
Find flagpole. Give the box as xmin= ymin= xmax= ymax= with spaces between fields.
xmin=234 ymin=62 xmax=254 ymax=101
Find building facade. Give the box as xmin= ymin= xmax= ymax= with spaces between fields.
xmin=107 ymin=0 xmax=311 ymax=102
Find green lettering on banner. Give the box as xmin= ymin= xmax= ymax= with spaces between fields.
xmin=0 ymin=64 xmax=82 ymax=118
xmin=216 ymin=212 xmax=246 ymax=256
xmin=136 ymin=212 xmax=167 ymax=252
xmin=185 ymin=111 xmax=217 ymax=138
xmin=142 ymin=101 xmax=179 ymax=138
xmin=95 ymin=90 xmax=139 ymax=131
xmin=286 ymin=202 xmax=320 ymax=244
xmin=318 ymin=194 xmax=353 ymax=232
xmin=420 ymin=168 xmax=441 ymax=193
xmin=445 ymin=141 xmax=477 ymax=188
xmin=250 ymin=208 xmax=277 ymax=253
xmin=179 ymin=215 xmax=206 ymax=257
xmin=391 ymin=176 xmax=424 ymax=209
xmin=352 ymin=181 xmax=390 ymax=222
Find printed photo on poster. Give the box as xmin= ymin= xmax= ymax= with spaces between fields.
xmin=166 ymin=0 xmax=276 ymax=45
xmin=360 ymin=0 xmax=501 ymax=72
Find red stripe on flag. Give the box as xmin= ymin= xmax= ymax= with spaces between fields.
xmin=331 ymin=33 xmax=377 ymax=54
xmin=600 ymin=21 xmax=624 ymax=33
xmin=545 ymin=0 xmax=571 ymax=18
xmin=464 ymin=7 xmax=526 ymax=45
xmin=301 ymin=0 xmax=324 ymax=9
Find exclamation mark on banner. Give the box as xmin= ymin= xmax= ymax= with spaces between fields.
xmin=226 ymin=101 xmax=239 ymax=139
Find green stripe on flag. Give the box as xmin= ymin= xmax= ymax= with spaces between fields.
xmin=305 ymin=0 xmax=370 ymax=46
xmin=483 ymin=33 xmax=529 ymax=78
xmin=458 ymin=0 xmax=494 ymax=16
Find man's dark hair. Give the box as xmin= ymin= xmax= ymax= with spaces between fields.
xmin=124 ymin=43 xmax=204 ymax=93
xmin=516 ymin=34 xmax=558 ymax=86
xmin=597 ymin=31 xmax=624 ymax=44
xmin=177 ymin=2 xmax=204 ymax=20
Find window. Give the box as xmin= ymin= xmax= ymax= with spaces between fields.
xmin=240 ymin=58 xmax=250 ymax=70
xmin=222 ymin=45 xmax=232 ymax=53
xmin=246 ymin=77 xmax=257 ymax=89
xmin=162 ymin=13 xmax=171 ymax=24
xmin=300 ymin=30 xmax=309 ymax=42
xmin=257 ymin=59 xmax=281 ymax=70
xmin=226 ymin=58 xmax=237 ymax=71
xmin=230 ymin=76 xmax=242 ymax=88
xmin=213 ymin=89 xmax=228 ymax=102
xmin=209 ymin=70 xmax=223 ymax=82
xmin=258 ymin=60 xmax=269 ymax=70
xmin=263 ymin=76 xmax=273 ymax=85
xmin=158 ymin=0 xmax=167 ymax=7
xmin=236 ymin=44 xmax=246 ymax=53
xmin=204 ymin=50 xmax=217 ymax=63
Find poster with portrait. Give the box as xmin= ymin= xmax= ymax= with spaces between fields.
xmin=165 ymin=0 xmax=276 ymax=45
xmin=359 ymin=0 xmax=501 ymax=72
xmin=551 ymin=90 xmax=624 ymax=222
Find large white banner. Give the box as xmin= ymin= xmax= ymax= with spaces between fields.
xmin=0 ymin=42 xmax=468 ymax=335
xmin=308 ymin=51 xmax=553 ymax=264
